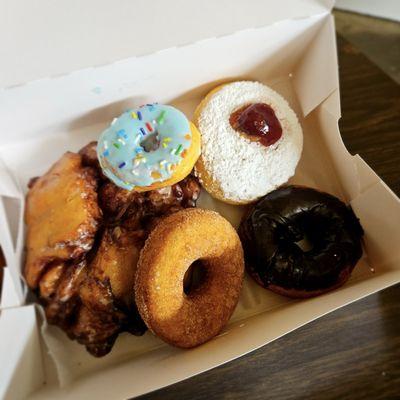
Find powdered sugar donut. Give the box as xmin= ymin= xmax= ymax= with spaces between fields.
xmin=194 ymin=81 xmax=303 ymax=204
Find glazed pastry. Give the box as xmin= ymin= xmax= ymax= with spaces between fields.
xmin=24 ymin=142 xmax=201 ymax=356
xmin=135 ymin=208 xmax=244 ymax=348
xmin=24 ymin=152 xmax=101 ymax=288
xmin=97 ymin=104 xmax=201 ymax=191
xmin=194 ymin=81 xmax=303 ymax=204
xmin=239 ymin=186 xmax=364 ymax=298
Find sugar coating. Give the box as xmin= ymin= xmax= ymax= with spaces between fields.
xmin=196 ymin=81 xmax=303 ymax=203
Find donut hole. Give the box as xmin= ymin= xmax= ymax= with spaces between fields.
xmin=140 ymin=131 xmax=160 ymax=152
xmin=295 ymin=236 xmax=313 ymax=252
xmin=183 ymin=260 xmax=208 ymax=295
xmin=291 ymin=212 xmax=336 ymax=254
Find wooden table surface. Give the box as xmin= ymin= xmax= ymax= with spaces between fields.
xmin=138 ymin=36 xmax=400 ymax=400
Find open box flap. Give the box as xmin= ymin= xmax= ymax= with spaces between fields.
xmin=351 ymin=179 xmax=400 ymax=271
xmin=0 ymin=195 xmax=25 ymax=307
xmin=0 ymin=305 xmax=44 ymax=400
xmin=314 ymin=88 xmax=400 ymax=274
xmin=1 ymin=267 xmax=22 ymax=309
xmin=0 ymin=157 xmax=25 ymax=307
xmin=293 ymin=15 xmax=339 ymax=116
xmin=1 ymin=0 xmax=334 ymax=89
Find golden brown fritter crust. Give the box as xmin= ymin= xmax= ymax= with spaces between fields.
xmin=85 ymin=226 xmax=145 ymax=309
xmin=68 ymin=227 xmax=146 ymax=356
xmin=24 ymin=152 xmax=101 ymax=288
xmin=135 ymin=208 xmax=244 ymax=348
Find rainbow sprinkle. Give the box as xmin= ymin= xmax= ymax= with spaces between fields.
xmin=175 ymin=144 xmax=183 ymax=155
xmin=137 ymin=111 xmax=143 ymax=120
xmin=117 ymin=129 xmax=127 ymax=138
xmin=102 ymin=149 xmax=110 ymax=157
xmin=162 ymin=137 xmax=171 ymax=148
xmin=140 ymin=127 xmax=146 ymax=136
xmin=133 ymin=153 xmax=146 ymax=166
xmin=118 ymin=162 xmax=126 ymax=169
xmin=113 ymin=143 xmax=121 ymax=149
xmin=146 ymin=122 xmax=153 ymax=132
xmin=151 ymin=171 xmax=161 ymax=179
xmin=157 ymin=110 xmax=166 ymax=124
xmin=131 ymin=112 xmax=138 ymax=119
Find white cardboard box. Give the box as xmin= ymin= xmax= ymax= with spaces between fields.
xmin=1 ymin=2 xmax=400 ymax=399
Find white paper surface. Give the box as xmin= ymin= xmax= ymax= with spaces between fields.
xmin=0 ymin=305 xmax=44 ymax=400
xmin=0 ymin=0 xmax=334 ymax=88
xmin=0 ymin=267 xmax=21 ymax=308
xmin=0 ymin=195 xmax=25 ymax=306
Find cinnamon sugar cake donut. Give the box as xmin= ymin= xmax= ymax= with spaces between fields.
xmin=135 ymin=208 xmax=244 ymax=348
xmin=194 ymin=81 xmax=303 ymax=204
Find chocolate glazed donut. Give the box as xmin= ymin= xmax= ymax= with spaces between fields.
xmin=239 ymin=186 xmax=364 ymax=298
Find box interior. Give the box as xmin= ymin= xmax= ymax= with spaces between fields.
xmin=0 ymin=11 xmax=400 ymax=400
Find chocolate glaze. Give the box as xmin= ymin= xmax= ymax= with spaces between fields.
xmin=229 ymin=103 xmax=282 ymax=147
xmin=239 ymin=186 xmax=364 ymax=298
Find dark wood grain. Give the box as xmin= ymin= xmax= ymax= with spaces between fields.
xmin=137 ymin=36 xmax=400 ymax=400
xmin=338 ymin=38 xmax=400 ymax=195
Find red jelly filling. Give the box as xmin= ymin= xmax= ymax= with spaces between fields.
xmin=229 ymin=103 xmax=282 ymax=147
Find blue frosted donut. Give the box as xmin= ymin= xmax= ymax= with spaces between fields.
xmin=97 ymin=104 xmax=200 ymax=191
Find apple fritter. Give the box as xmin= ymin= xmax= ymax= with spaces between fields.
xmin=98 ymin=181 xmax=142 ymax=219
xmin=68 ymin=227 xmax=147 ymax=356
xmin=68 ymin=304 xmax=121 ymax=357
xmin=41 ymin=261 xmax=86 ymax=327
xmin=86 ymin=226 xmax=146 ymax=308
xmin=25 ymin=143 xmax=202 ymax=356
xmin=79 ymin=141 xmax=101 ymax=170
xmin=38 ymin=262 xmax=65 ymax=301
xmin=39 ymin=227 xmax=147 ymax=357
xmin=25 ymin=152 xmax=101 ymax=288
